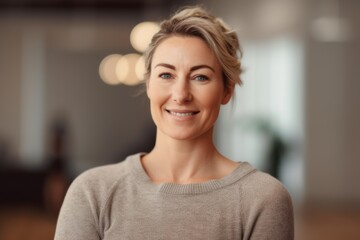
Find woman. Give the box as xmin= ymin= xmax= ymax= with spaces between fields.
xmin=55 ymin=6 xmax=294 ymax=240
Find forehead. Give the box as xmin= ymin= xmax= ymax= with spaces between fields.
xmin=151 ymin=35 xmax=220 ymax=69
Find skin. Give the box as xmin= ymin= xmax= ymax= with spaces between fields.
xmin=142 ymin=35 xmax=239 ymax=184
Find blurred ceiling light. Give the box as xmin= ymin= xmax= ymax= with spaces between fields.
xmin=99 ymin=54 xmax=122 ymax=85
xmin=311 ymin=0 xmax=353 ymax=42
xmin=116 ymin=53 xmax=142 ymax=85
xmin=135 ymin=56 xmax=146 ymax=81
xmin=130 ymin=22 xmax=160 ymax=52
xmin=311 ymin=17 xmax=352 ymax=42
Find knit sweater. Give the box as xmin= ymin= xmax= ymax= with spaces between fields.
xmin=55 ymin=153 xmax=294 ymax=240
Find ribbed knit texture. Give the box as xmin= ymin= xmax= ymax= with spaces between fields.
xmin=55 ymin=153 xmax=294 ymax=240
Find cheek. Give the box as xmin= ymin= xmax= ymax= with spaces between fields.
xmin=200 ymin=87 xmax=224 ymax=108
xmin=147 ymin=82 xmax=167 ymax=107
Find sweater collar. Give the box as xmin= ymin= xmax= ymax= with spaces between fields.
xmin=127 ymin=153 xmax=256 ymax=195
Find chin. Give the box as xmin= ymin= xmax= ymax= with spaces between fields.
xmin=165 ymin=132 xmax=197 ymax=141
xmin=159 ymin=126 xmax=212 ymax=142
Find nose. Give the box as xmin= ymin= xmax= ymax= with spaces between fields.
xmin=172 ymin=78 xmax=192 ymax=104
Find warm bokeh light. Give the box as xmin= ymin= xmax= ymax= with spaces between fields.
xmin=135 ymin=56 xmax=146 ymax=81
xmin=100 ymin=53 xmax=144 ymax=86
xmin=130 ymin=21 xmax=160 ymax=52
xmin=115 ymin=55 xmax=130 ymax=83
xmin=99 ymin=54 xmax=122 ymax=85
xmin=116 ymin=53 xmax=142 ymax=85
xmin=100 ymin=22 xmax=159 ymax=86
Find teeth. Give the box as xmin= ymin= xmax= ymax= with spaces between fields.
xmin=170 ymin=111 xmax=195 ymax=117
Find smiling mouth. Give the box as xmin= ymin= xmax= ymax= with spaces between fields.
xmin=166 ymin=110 xmax=200 ymax=117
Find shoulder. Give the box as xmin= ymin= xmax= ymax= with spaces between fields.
xmin=238 ymin=166 xmax=294 ymax=239
xmin=55 ymin=154 xmax=142 ymax=239
xmin=239 ymin=166 xmax=292 ymax=205
xmin=66 ymin=154 xmax=139 ymax=204
xmin=73 ymin=158 xmax=130 ymax=186
xmin=226 ymin=162 xmax=293 ymax=209
xmin=236 ymin=164 xmax=294 ymax=221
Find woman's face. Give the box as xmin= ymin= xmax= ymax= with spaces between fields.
xmin=147 ymin=35 xmax=232 ymax=141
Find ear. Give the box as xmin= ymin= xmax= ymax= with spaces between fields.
xmin=221 ymin=84 xmax=234 ymax=105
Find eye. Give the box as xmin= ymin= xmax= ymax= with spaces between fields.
xmin=193 ymin=75 xmax=209 ymax=82
xmin=159 ymin=73 xmax=172 ymax=79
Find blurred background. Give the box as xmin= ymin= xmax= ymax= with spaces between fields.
xmin=0 ymin=0 xmax=359 ymax=239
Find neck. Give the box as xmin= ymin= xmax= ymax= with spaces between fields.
xmin=143 ymin=128 xmax=223 ymax=184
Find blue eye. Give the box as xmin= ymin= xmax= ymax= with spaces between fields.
xmin=194 ymin=75 xmax=209 ymax=81
xmin=159 ymin=73 xmax=172 ymax=79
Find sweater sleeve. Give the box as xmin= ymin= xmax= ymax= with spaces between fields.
xmin=242 ymin=173 xmax=294 ymax=240
xmin=54 ymin=171 xmax=102 ymax=240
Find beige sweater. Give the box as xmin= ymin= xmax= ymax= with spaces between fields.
xmin=55 ymin=153 xmax=294 ymax=240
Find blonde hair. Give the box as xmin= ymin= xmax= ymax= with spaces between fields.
xmin=143 ymin=6 xmax=243 ymax=92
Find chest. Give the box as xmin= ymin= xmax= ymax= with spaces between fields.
xmin=101 ymin=191 xmax=243 ymax=240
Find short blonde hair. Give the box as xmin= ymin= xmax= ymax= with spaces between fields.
xmin=143 ymin=6 xmax=243 ymax=92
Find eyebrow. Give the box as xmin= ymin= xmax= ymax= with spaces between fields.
xmin=154 ymin=63 xmax=215 ymax=72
